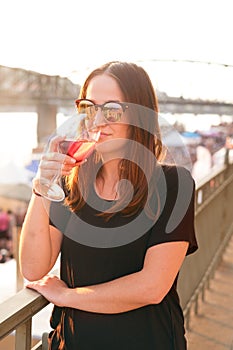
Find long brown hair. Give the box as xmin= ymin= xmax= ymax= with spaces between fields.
xmin=64 ymin=61 xmax=164 ymax=219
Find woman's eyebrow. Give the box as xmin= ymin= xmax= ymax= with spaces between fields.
xmin=103 ymin=99 xmax=121 ymax=104
xmin=89 ymin=99 xmax=121 ymax=105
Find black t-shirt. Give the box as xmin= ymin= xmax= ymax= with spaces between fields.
xmin=48 ymin=165 xmax=198 ymax=350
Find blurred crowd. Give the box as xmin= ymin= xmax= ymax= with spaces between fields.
xmin=0 ymin=207 xmax=25 ymax=263
xmin=191 ymin=123 xmax=233 ymax=181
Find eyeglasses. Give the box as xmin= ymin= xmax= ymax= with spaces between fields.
xmin=75 ymin=99 xmax=129 ymax=123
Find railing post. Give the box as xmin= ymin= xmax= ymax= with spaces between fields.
xmin=15 ymin=226 xmax=24 ymax=291
xmin=15 ymin=319 xmax=32 ymax=350
xmin=36 ymin=104 xmax=57 ymax=148
xmin=224 ymin=148 xmax=229 ymax=165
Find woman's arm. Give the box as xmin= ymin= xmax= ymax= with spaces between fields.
xmin=27 ymin=241 xmax=188 ymax=312
xmin=19 ymin=195 xmax=63 ymax=281
xmin=19 ymin=136 xmax=77 ymax=281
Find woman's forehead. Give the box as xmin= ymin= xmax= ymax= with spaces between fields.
xmin=86 ymin=75 xmax=124 ymax=103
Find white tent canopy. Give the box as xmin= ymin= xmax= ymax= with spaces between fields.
xmin=0 ymin=161 xmax=33 ymax=185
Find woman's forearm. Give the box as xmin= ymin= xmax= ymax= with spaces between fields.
xmin=19 ymin=194 xmax=58 ymax=280
xmin=63 ymin=269 xmax=157 ymax=313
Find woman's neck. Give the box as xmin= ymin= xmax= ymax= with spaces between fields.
xmin=95 ymin=159 xmax=120 ymax=200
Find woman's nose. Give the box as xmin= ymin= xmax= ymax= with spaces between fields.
xmin=93 ymin=109 xmax=107 ymax=127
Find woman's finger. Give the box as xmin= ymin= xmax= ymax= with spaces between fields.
xmin=47 ymin=135 xmax=65 ymax=153
xmin=42 ymin=152 xmax=77 ymax=165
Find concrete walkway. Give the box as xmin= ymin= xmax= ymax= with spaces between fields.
xmin=186 ymin=234 xmax=233 ymax=349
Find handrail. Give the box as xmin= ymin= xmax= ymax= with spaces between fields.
xmin=0 ymin=162 xmax=232 ymax=349
xmin=0 ymin=288 xmax=49 ymax=350
xmin=195 ymin=162 xmax=233 ymax=214
xmin=0 ymin=269 xmax=59 ymax=349
xmin=178 ymin=161 xmax=233 ymax=329
xmin=0 ymin=288 xmax=48 ymax=339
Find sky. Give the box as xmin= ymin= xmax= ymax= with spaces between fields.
xmin=0 ymin=0 xmax=233 ymax=173
xmin=1 ymin=0 xmax=233 ymax=75
xmin=1 ymin=0 xmax=233 ymax=97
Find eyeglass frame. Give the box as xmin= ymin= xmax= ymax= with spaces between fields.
xmin=75 ymin=98 xmax=129 ymax=123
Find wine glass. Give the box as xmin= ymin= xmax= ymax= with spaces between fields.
xmin=33 ymin=113 xmax=100 ymax=201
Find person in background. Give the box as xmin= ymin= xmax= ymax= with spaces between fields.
xmin=0 ymin=208 xmax=10 ymax=263
xmin=15 ymin=206 xmax=27 ymax=227
xmin=224 ymin=135 xmax=233 ymax=164
xmin=191 ymin=143 xmax=212 ymax=181
xmin=19 ymin=61 xmax=198 ymax=350
xmin=6 ymin=209 xmax=16 ymax=258
xmin=191 ymin=136 xmax=214 ymax=182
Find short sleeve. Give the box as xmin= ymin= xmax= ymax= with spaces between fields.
xmin=49 ymin=201 xmax=71 ymax=234
xmin=147 ymin=165 xmax=198 ymax=255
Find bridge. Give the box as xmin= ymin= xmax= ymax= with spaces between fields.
xmin=1 ymin=65 xmax=233 ymax=148
xmin=0 ymin=65 xmax=80 ymax=148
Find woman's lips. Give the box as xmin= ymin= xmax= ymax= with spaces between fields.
xmin=100 ymin=132 xmax=111 ymax=138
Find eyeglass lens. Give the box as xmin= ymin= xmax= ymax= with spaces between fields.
xmin=77 ymin=100 xmax=124 ymax=123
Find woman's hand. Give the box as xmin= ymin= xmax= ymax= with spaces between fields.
xmin=26 ymin=275 xmax=69 ymax=307
xmin=36 ymin=136 xmax=77 ymax=182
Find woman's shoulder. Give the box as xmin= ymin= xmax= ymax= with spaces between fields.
xmin=159 ymin=163 xmax=194 ymax=188
xmin=160 ymin=163 xmax=192 ymax=176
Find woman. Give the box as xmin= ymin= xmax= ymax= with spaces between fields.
xmin=19 ymin=61 xmax=198 ymax=349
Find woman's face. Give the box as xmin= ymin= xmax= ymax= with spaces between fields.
xmin=86 ymin=74 xmax=130 ymax=157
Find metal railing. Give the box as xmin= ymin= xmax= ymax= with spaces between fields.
xmin=0 ymin=288 xmax=49 ymax=350
xmin=178 ymin=161 xmax=233 ymax=329
xmin=0 ymin=162 xmax=233 ymax=349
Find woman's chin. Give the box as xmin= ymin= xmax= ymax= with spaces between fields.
xmin=96 ymin=139 xmax=129 ymax=159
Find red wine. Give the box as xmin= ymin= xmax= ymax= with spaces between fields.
xmin=59 ymin=140 xmax=96 ymax=162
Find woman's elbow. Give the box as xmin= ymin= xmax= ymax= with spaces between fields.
xmin=150 ymin=293 xmax=166 ymax=305
xmin=146 ymin=284 xmax=169 ymax=305
xmin=20 ymin=263 xmax=48 ymax=282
